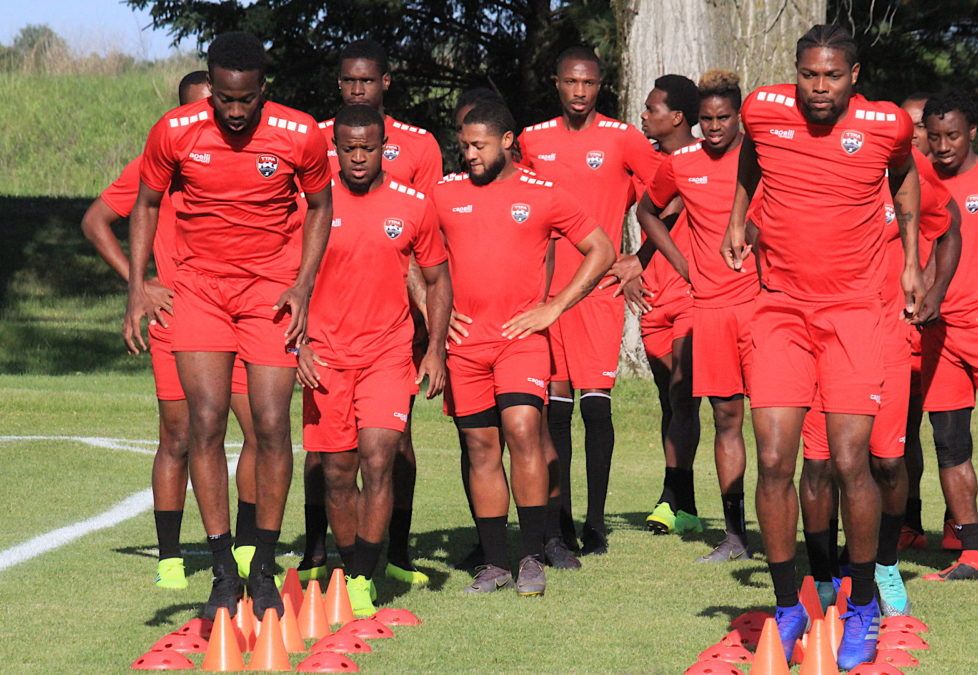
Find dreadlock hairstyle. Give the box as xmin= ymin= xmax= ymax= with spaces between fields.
xmin=795 ymin=24 xmax=858 ymax=67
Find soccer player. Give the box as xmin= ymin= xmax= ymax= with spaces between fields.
xmin=919 ymin=90 xmax=978 ymax=581
xmin=518 ymin=46 xmax=659 ymax=556
xmin=299 ymin=39 xmax=443 ymax=587
xmin=722 ymin=25 xmax=922 ymax=668
xmin=124 ymin=32 xmax=333 ymax=620
xmin=81 ymin=72 xmax=259 ymax=590
xmin=297 ymin=105 xmax=451 ymax=616
xmin=435 ymin=100 xmax=614 ymax=595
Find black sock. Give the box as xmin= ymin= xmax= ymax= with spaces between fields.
xmin=659 ymin=467 xmax=679 ymax=510
xmin=675 ymin=468 xmax=696 ymax=515
xmin=545 ymin=495 xmax=562 ymax=542
xmin=338 ymin=544 xmax=356 ymax=570
xmin=721 ymin=491 xmax=746 ymax=540
xmin=581 ymin=393 xmax=614 ymax=533
xmin=235 ymin=501 xmax=257 ymax=548
xmin=829 ymin=517 xmax=840 ymax=577
xmin=516 ymin=505 xmax=546 ymax=560
xmin=475 ymin=516 xmax=509 ymax=570
xmin=207 ymin=531 xmax=236 ymax=573
xmin=154 ymin=510 xmax=183 ymax=560
xmin=958 ymin=523 xmax=978 ymax=551
xmin=387 ymin=507 xmax=413 ymax=569
xmin=848 ymin=559 xmax=876 ymax=605
xmin=905 ymin=497 xmax=923 ymax=532
xmin=254 ymin=527 xmax=279 ymax=572
xmin=352 ymin=536 xmax=384 ymax=580
xmin=768 ymin=558 xmax=798 ymax=607
xmin=301 ymin=503 xmax=327 ymax=567
xmin=877 ymin=512 xmax=904 ymax=566
xmin=804 ymin=529 xmax=833 ymax=582
xmin=548 ymin=398 xmax=575 ymax=542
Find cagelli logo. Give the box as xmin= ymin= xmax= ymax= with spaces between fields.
xmin=256 ymin=154 xmax=279 ymax=177
xmin=383 ymin=144 xmax=400 ymax=161
xmin=688 ymin=176 xmax=709 ymax=185
xmin=511 ymin=203 xmax=531 ymax=223
xmin=384 ymin=218 xmax=404 ymax=239
xmin=189 ymin=151 xmax=211 ymax=164
xmin=586 ymin=150 xmax=605 ymax=169
xmin=537 ymin=153 xmax=557 ymax=161
xmin=769 ymin=128 xmax=795 ymax=140
xmin=526 ymin=377 xmax=545 ymax=388
xmin=452 ymin=204 xmax=473 ymax=214
xmin=840 ymin=130 xmax=864 ymax=155
xmin=966 ymin=194 xmax=978 ymax=214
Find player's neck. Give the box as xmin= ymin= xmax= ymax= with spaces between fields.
xmin=658 ymin=129 xmax=697 ymax=154
xmin=561 ymin=109 xmax=597 ymax=132
xmin=339 ymin=169 xmax=386 ymax=195
xmin=495 ymin=160 xmax=518 ymax=183
xmin=704 ymin=133 xmax=743 ymax=158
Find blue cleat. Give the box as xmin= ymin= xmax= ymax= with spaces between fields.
xmin=774 ymin=602 xmax=809 ymax=662
xmin=838 ymin=597 xmax=881 ymax=670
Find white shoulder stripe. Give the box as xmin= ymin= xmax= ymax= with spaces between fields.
xmin=168 ymin=110 xmax=209 ymax=128
xmin=268 ymin=115 xmax=309 ymax=134
xmin=756 ymin=90 xmax=795 ymax=108
xmin=389 ymin=180 xmax=426 ymax=199
xmin=518 ymin=174 xmax=553 ymax=188
xmin=854 ymin=109 xmax=897 ymax=123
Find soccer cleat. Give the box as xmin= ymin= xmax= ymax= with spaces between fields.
xmin=675 ymin=510 xmax=705 ymax=534
xmin=155 ymin=557 xmax=188 ymax=590
xmin=696 ymin=535 xmax=749 ymax=563
xmin=516 ymin=556 xmax=546 ymax=597
xmin=923 ymin=551 xmax=978 ymax=581
xmin=876 ymin=563 xmax=911 ymax=616
xmin=816 ymin=579 xmax=837 ymax=612
xmin=645 ymin=502 xmax=676 ymax=535
xmin=203 ymin=565 xmax=243 ymax=621
xmin=544 ymin=537 xmax=582 ymax=569
xmin=942 ymin=519 xmax=963 ymax=551
xmin=385 ymin=562 xmax=429 ymax=586
xmin=454 ymin=543 xmax=485 ymax=572
xmin=837 ymin=597 xmax=881 ymax=670
xmin=248 ymin=562 xmax=284 ymax=619
xmin=346 ymin=575 xmax=377 ymax=617
xmin=774 ymin=602 xmax=810 ymax=662
xmin=580 ymin=524 xmax=608 ymax=555
xmin=232 ymin=545 xmax=255 ymax=580
xmin=463 ymin=565 xmax=514 ymax=594
xmin=297 ymin=564 xmax=326 ymax=584
xmin=897 ymin=525 xmax=927 ymax=551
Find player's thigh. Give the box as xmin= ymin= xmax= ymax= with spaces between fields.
xmin=493 ymin=334 xmax=550 ymax=404
xmin=303 ymin=367 xmax=358 ymax=453
xmin=446 ymin=346 xmax=496 ymax=418
xmin=231 ymin=276 xmax=297 ymax=368
xmin=870 ymin=358 xmax=912 ymax=459
xmin=749 ymin=292 xmax=816 ymax=409
xmin=693 ymin=304 xmax=747 ymax=398
xmin=812 ymin=297 xmax=884 ymax=415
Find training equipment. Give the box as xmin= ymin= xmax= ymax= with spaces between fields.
xmin=247 ymin=609 xmax=291 ymax=671
xmin=684 ymin=660 xmax=742 ymax=674
xmin=720 ymin=629 xmax=759 ymax=650
xmin=875 ymin=563 xmax=911 ymax=616
xmin=696 ymin=643 xmax=752 ymax=665
xmin=874 ymin=650 xmax=919 ymax=667
xmin=876 ymin=630 xmax=929 ymax=651
xmin=280 ymin=595 xmax=306 ymax=653
xmin=131 ymin=649 xmax=194 ymax=670
xmin=155 ymin=558 xmax=188 ymax=590
xmin=798 ymin=619 xmax=839 ymax=675
xmin=201 ymin=607 xmax=246 ymax=672
xmin=516 ymin=555 xmax=546 ymax=597
xmin=312 ymin=632 xmax=372 ymax=654
xmin=837 ymin=598 xmax=881 ymax=670
xmin=281 ymin=568 xmax=305 ymax=616
xmin=151 ymin=633 xmax=208 ymax=654
xmin=385 ymin=562 xmax=430 ymax=585
xmin=233 ymin=545 xmax=256 ymax=580
xmin=338 ymin=618 xmax=395 ymax=640
xmin=824 ymin=605 xmax=843 ymax=658
xmin=373 ymin=608 xmax=422 ymax=627
xmin=325 ymin=569 xmax=356 ymax=626
xmin=234 ymin=597 xmax=256 ymax=651
xmin=296 ymin=651 xmax=360 ymax=672
xmin=834 ymin=577 xmax=852 ymax=616
xmin=345 ymin=575 xmax=377 ymax=617
xmin=799 ymin=576 xmax=826 ymax=622
xmin=730 ymin=610 xmax=773 ymax=633
xmin=750 ymin=617 xmax=790 ymax=675
xmin=880 ymin=616 xmax=928 ymax=634
xmin=175 ymin=618 xmax=212 ymax=640
xmin=298 ymin=580 xmax=331 ymax=640
xmin=848 ymin=664 xmax=904 ymax=675
xmin=773 ymin=603 xmax=809 ymax=666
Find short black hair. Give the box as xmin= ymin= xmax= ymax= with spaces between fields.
xmin=333 ymin=104 xmax=386 ymax=136
xmin=923 ymin=91 xmax=978 ymax=128
xmin=339 ymin=38 xmax=388 ymax=74
xmin=796 ymin=24 xmax=858 ymax=67
xmin=462 ymin=101 xmax=517 ymax=138
xmin=455 ymin=87 xmax=504 ymax=117
xmin=654 ymin=74 xmax=699 ymax=126
xmin=698 ymin=69 xmax=742 ymax=112
xmin=178 ymin=70 xmax=209 ymax=105
xmin=555 ymin=45 xmax=604 ymax=77
xmin=207 ymin=32 xmax=267 ymax=76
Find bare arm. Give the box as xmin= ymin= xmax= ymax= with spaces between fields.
xmin=635 ymin=193 xmax=688 ymax=282
xmin=406 ymin=254 xmax=428 ymax=323
xmin=543 ymin=238 xmax=555 ymax=300
xmin=915 ymin=199 xmax=962 ymax=324
xmin=416 ymin=261 xmax=452 ymax=397
xmin=122 ymin=183 xmax=165 ymax=353
xmin=721 ymin=134 xmax=759 ymax=272
xmin=888 ymin=154 xmax=924 ymax=317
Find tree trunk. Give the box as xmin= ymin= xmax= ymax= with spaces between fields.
xmin=613 ymin=0 xmax=827 ymax=377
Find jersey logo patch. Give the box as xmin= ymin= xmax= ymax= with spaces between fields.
xmin=537 ymin=153 xmax=557 ymax=161
xmin=841 ymin=130 xmax=863 ymax=155
xmin=966 ymin=194 xmax=978 ymax=214
xmin=511 ymin=203 xmax=531 ymax=223
xmin=384 ymin=218 xmax=404 ymax=239
xmin=257 ymin=154 xmax=279 ymax=177
xmin=383 ymin=144 xmax=400 ymax=161
xmin=884 ymin=204 xmax=895 ymax=224
xmin=586 ymin=150 xmax=604 ymax=169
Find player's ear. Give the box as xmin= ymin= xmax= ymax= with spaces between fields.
xmin=850 ymin=62 xmax=861 ymax=87
xmin=382 ymin=72 xmax=391 ymax=92
xmin=502 ymin=130 xmax=514 ymax=150
xmin=552 ymin=74 xmax=559 ymax=89
xmin=672 ymin=110 xmax=683 ymax=129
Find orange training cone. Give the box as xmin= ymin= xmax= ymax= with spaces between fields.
xmin=749 ymin=617 xmax=790 ymax=675
xmin=325 ymin=569 xmax=355 ymax=627
xmin=280 ymin=595 xmax=307 ymax=653
xmin=824 ymin=605 xmax=844 ymax=658
xmin=282 ymin=568 xmax=304 ymax=617
xmin=201 ymin=607 xmax=246 ymax=672
xmin=799 ymin=619 xmax=840 ymax=675
xmin=835 ymin=577 xmax=852 ymax=616
xmin=248 ymin=609 xmax=292 ymax=671
xmin=235 ymin=598 xmax=256 ymax=651
xmin=799 ymin=576 xmax=826 ymax=622
xmin=131 ymin=649 xmax=194 ymax=670
xmin=299 ymin=580 xmax=331 ymax=640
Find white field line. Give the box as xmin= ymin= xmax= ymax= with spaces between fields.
xmin=0 ymin=435 xmax=245 ymax=455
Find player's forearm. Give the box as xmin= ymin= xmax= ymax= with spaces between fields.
xmin=634 ymin=238 xmax=656 ymax=269
xmin=930 ymin=217 xmax=961 ymax=300
xmin=543 ymin=239 xmax=555 ymax=299
xmin=128 ymin=201 xmax=159 ymax=290
xmin=726 ymin=183 xmax=751 ymax=242
xmin=551 ymin=233 xmax=615 ymax=313
xmin=406 ymin=256 xmax=427 ymax=310
xmin=295 ymin=197 xmax=333 ymax=292
xmin=422 ymin=266 xmax=452 ymax=356
xmin=637 ymin=208 xmax=686 ymax=279
xmin=892 ymin=170 xmax=921 ymax=276
xmin=82 ymin=207 xmax=130 ymax=282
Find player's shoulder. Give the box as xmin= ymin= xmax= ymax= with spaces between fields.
xmin=436 ymin=171 xmax=469 ymax=185
xmin=672 ymin=141 xmax=703 ymax=157
xmin=744 ymin=83 xmax=798 ymax=112
xmin=521 ymin=116 xmax=561 ymax=135
xmin=387 ymin=116 xmax=433 ymax=138
xmin=387 ymin=178 xmax=428 ymax=201
xmin=317 ymin=118 xmax=335 ymax=131
xmin=158 ymin=98 xmax=213 ymax=135
xmin=433 ymin=172 xmax=470 ymax=197
xmin=261 ymin=101 xmax=317 ymax=136
xmin=594 ymin=113 xmax=632 ymax=132
xmin=848 ymin=95 xmax=908 ymax=126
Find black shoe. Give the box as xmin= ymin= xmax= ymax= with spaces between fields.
xmin=454 ymin=543 xmax=485 ymax=573
xmin=544 ymin=537 xmax=582 ymax=569
xmin=203 ymin=565 xmax=243 ymax=620
xmin=247 ymin=563 xmax=284 ymax=620
xmin=580 ymin=525 xmax=608 ymax=556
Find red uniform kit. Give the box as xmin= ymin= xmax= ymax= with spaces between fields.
xmin=742 ymin=84 xmax=913 ymax=414
xmin=101 ymin=156 xmax=248 ymax=400
xmin=433 ymin=171 xmax=598 ymax=417
xmin=518 ymin=114 xmax=660 ymax=389
xmin=648 ymin=142 xmax=758 ymax=396
xmin=641 ymin=212 xmax=694 ymax=359
xmin=140 ymin=99 xmax=330 ymax=367
xmin=302 ymin=178 xmax=447 ymax=452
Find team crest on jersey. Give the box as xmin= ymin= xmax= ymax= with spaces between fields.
xmin=384 ymin=218 xmax=404 ymax=239
xmin=884 ymin=204 xmax=895 ymax=224
xmin=383 ymin=144 xmax=400 ymax=161
xmin=257 ymin=154 xmax=279 ymax=177
xmin=840 ymin=130 xmax=863 ymax=155
xmin=966 ymin=194 xmax=978 ymax=214
xmin=585 ymin=150 xmax=605 ymax=169
xmin=511 ymin=203 xmax=531 ymax=223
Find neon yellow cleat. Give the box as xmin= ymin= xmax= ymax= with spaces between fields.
xmin=232 ymin=545 xmax=255 ymax=580
xmin=346 ymin=575 xmax=377 ymax=618
xmin=298 ymin=565 xmax=326 ymax=584
xmin=645 ymin=502 xmax=676 ymax=535
xmin=385 ymin=563 xmax=429 ymax=586
xmin=674 ymin=510 xmax=704 ymax=534
xmin=155 ymin=557 xmax=188 ymax=590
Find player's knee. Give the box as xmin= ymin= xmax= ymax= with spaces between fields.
xmin=931 ymin=409 xmax=974 ymax=469
xmin=800 ymin=459 xmax=834 ymax=492
xmin=757 ymin=447 xmax=795 ymax=482
xmin=580 ymin=392 xmax=612 ymax=427
xmin=870 ymin=456 xmax=904 ymax=490
xmin=323 ymin=455 xmax=358 ymax=491
xmin=158 ymin=424 xmax=190 ymax=460
xmin=711 ymin=397 xmax=744 ymax=435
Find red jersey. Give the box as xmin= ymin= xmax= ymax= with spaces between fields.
xmin=101 ymin=155 xmax=180 ymax=288
xmin=320 ymin=115 xmax=443 ymax=194
xmin=140 ymin=98 xmax=331 ymax=283
xmin=649 ymin=141 xmax=758 ymax=307
xmin=307 ymin=177 xmax=447 ymax=369
xmin=433 ymin=170 xmax=598 ymax=347
xmin=741 ymin=84 xmax=913 ymax=301
xmin=518 ymin=114 xmax=661 ymax=295
xmin=932 ymin=161 xmax=978 ymax=328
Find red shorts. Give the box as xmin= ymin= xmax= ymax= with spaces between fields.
xmin=549 ymin=293 xmax=625 ymax=389
xmin=692 ymin=300 xmax=755 ymax=398
xmin=909 ymin=328 xmax=923 ymax=398
xmin=149 ymin=318 xmax=247 ymax=401
xmin=802 ymin=358 xmax=910 ymax=460
xmin=641 ymin=297 xmax=694 ymax=360
xmin=750 ymin=291 xmax=883 ymax=415
xmin=302 ymin=351 xmax=417 ymax=453
xmin=921 ymin=321 xmax=978 ymax=412
xmin=172 ymin=268 xmax=296 ymax=367
xmin=445 ymin=334 xmax=550 ymax=417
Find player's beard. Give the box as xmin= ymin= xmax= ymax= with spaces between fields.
xmin=469 ymin=151 xmax=507 ymax=187
xmin=799 ymin=98 xmax=845 ymax=125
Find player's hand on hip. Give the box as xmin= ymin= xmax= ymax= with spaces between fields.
xmin=274 ymin=284 xmax=312 ymax=346
xmin=417 ymin=348 xmax=447 ymax=399
xmin=144 ymin=277 xmax=173 ymax=327
xmin=622 ymin=278 xmax=654 ymax=315
xmin=122 ymin=284 xmax=154 ymax=354
xmin=447 ymin=309 xmax=472 ymax=347
xmin=295 ymin=343 xmax=328 ymax=389
xmin=599 ymin=254 xmax=642 ymax=291
xmin=502 ymin=302 xmax=561 ymax=340
xmin=720 ymin=227 xmax=752 ymax=272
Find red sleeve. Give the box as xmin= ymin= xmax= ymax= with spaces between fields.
xmin=295 ymin=123 xmax=331 ymax=194
xmin=412 ymin=199 xmax=449 ymax=268
xmin=889 ymin=108 xmax=914 ymax=167
xmin=648 ymin=155 xmax=679 ymax=210
xmin=549 ymin=186 xmax=598 ymax=246
xmin=623 ymin=125 xmax=660 ymax=186
xmin=414 ymin=135 xmax=443 ymax=195
xmin=919 ymin=173 xmax=952 ymax=241
xmin=139 ymin=117 xmax=178 ymax=193
xmin=101 ymin=156 xmax=142 ymax=218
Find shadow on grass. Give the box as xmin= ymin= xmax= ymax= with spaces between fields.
xmin=698 ymin=604 xmax=772 ymax=625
